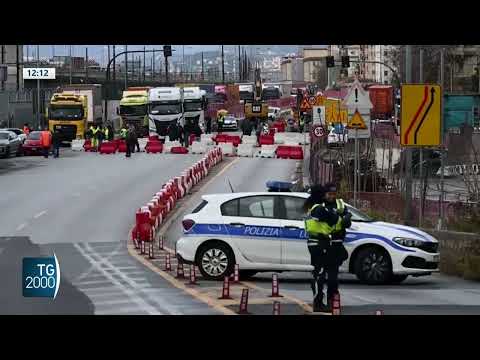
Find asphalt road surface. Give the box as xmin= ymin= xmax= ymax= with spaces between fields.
xmin=0 ymin=149 xmax=219 ymax=314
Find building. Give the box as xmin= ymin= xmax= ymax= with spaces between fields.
xmin=280 ymin=56 xmax=304 ymax=82
xmin=302 ymin=48 xmax=329 ymax=86
xmin=1 ymin=45 xmax=23 ymax=91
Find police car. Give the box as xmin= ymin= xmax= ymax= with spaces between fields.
xmin=176 ymin=191 xmax=440 ymax=285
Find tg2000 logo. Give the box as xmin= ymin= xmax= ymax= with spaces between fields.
xmin=22 ymin=254 xmax=61 ymax=298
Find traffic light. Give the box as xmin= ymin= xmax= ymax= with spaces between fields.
xmin=341 ymin=55 xmax=350 ymax=68
xmin=326 ymin=56 xmax=335 ymax=68
xmin=163 ymin=45 xmax=172 ymax=57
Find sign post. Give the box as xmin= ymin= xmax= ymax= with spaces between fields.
xmin=343 ymin=79 xmax=373 ymax=207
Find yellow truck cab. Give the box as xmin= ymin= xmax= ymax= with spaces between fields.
xmin=119 ymin=87 xmax=150 ymax=136
xmin=48 ymin=92 xmax=88 ymax=141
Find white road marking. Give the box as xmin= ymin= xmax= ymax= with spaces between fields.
xmin=33 ymin=210 xmax=47 ymax=219
xmin=16 ymin=223 xmax=27 ymax=231
xmin=74 ymin=243 xmax=163 ymax=315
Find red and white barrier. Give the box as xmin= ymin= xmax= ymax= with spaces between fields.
xmin=219 ymin=276 xmax=233 ymax=300
xmin=332 ymin=293 xmax=341 ymax=315
xmin=238 ymin=288 xmax=249 ymax=314
xmin=176 ymin=262 xmax=185 ymax=279
xmin=269 ymin=273 xmax=283 ymax=298
xmin=273 ymin=301 xmax=281 ymax=315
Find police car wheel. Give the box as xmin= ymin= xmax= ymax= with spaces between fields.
xmin=354 ymin=247 xmax=392 ymax=285
xmin=197 ymin=242 xmax=234 ymax=281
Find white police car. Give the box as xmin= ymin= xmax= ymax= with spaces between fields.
xmin=176 ymin=192 xmax=440 ymax=284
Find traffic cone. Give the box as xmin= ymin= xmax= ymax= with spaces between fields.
xmin=332 ymin=293 xmax=341 ymax=315
xmin=218 ymin=276 xmax=233 ymax=300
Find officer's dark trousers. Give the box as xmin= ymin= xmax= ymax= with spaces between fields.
xmin=308 ymin=242 xmax=339 ymax=307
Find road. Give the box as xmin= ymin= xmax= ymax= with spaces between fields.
xmin=2 ymin=143 xmax=480 ymax=315
xmin=0 ymin=150 xmax=220 ymax=314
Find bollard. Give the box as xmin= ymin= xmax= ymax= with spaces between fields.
xmin=132 ymin=227 xmax=139 ymax=249
xmin=375 ymin=310 xmax=384 ymax=315
xmin=158 ymin=234 xmax=164 ymax=250
xmin=269 ymin=273 xmax=283 ymax=298
xmin=186 ymin=265 xmax=198 ymax=285
xmin=176 ymin=261 xmax=185 ymax=279
xmin=140 ymin=241 xmax=145 ymax=255
xmin=238 ymin=288 xmax=250 ymax=314
xmin=218 ymin=276 xmax=233 ymax=300
xmin=230 ymin=264 xmax=240 ymax=284
xmin=273 ymin=301 xmax=281 ymax=315
xmin=148 ymin=242 xmax=155 ymax=259
xmin=332 ymin=293 xmax=341 ymax=315
xmin=164 ymin=252 xmax=172 ymax=271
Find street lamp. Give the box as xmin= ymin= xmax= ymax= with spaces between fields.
xmin=103 ymin=48 xmax=172 ymax=123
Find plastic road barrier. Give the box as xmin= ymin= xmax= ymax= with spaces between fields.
xmin=191 ymin=142 xmax=207 ymax=154
xmin=146 ymin=141 xmax=163 ymax=153
xmin=219 ymin=142 xmax=235 ymax=156
xmin=171 ymin=146 xmax=189 ymax=154
xmin=255 ymin=145 xmax=277 ymax=158
xmin=99 ymin=141 xmax=117 ymax=154
xmin=117 ymin=140 xmax=127 ymax=152
xmin=138 ymin=138 xmax=148 ymax=152
xmin=237 ymin=143 xmax=255 ymax=157
xmin=71 ymin=139 xmax=85 ymax=151
xmin=242 ymin=135 xmax=257 ymax=145
xmin=259 ymin=134 xmax=275 ymax=146
xmin=274 ymin=132 xmax=286 ymax=144
xmin=164 ymin=140 xmax=182 ymax=153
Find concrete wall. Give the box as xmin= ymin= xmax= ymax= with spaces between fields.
xmin=425 ymin=229 xmax=480 ymax=281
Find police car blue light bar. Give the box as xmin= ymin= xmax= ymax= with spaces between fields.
xmin=266 ymin=180 xmax=293 ymax=192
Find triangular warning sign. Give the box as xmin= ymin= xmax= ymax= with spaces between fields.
xmin=347 ymin=110 xmax=367 ymax=129
xmin=300 ymin=98 xmax=311 ymax=110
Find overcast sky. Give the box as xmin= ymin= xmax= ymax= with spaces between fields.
xmin=24 ymin=45 xmax=302 ymax=65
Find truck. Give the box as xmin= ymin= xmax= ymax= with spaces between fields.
xmin=148 ymin=87 xmax=184 ymax=139
xmin=183 ymin=86 xmax=206 ymax=132
xmin=369 ymin=85 xmax=394 ymax=120
xmin=118 ymin=87 xmax=151 ymax=137
xmin=47 ymin=84 xmax=103 ymax=141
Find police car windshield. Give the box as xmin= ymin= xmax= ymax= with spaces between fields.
xmin=347 ymin=205 xmax=374 ymax=222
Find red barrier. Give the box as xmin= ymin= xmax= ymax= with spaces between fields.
xmin=99 ymin=141 xmax=117 ymax=154
xmin=149 ymin=135 xmax=159 ymax=141
xmin=259 ymin=135 xmax=274 ymax=145
xmin=289 ymin=146 xmax=304 ymax=160
xmin=117 ymin=140 xmax=127 ymax=152
xmin=268 ymin=128 xmax=276 ymax=137
xmin=135 ymin=209 xmax=153 ymax=243
xmin=83 ymin=139 xmax=94 ymax=152
xmin=146 ymin=141 xmax=163 ymax=153
xmin=276 ymin=145 xmax=291 ymax=159
xmin=174 ymin=177 xmax=185 ymax=198
xmin=238 ymin=288 xmax=250 ymax=314
xmin=189 ymin=134 xmax=196 ymax=146
xmin=214 ymin=134 xmax=229 ymax=144
xmin=332 ymin=293 xmax=341 ymax=315
xmin=171 ymin=146 xmax=189 ymax=154
xmin=269 ymin=273 xmax=283 ymax=298
xmin=176 ymin=262 xmax=185 ymax=279
xmin=273 ymin=301 xmax=281 ymax=315
xmin=218 ymin=276 xmax=233 ymax=300
xmin=272 ymin=121 xmax=286 ymax=132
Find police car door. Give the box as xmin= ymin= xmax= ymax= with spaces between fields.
xmin=220 ymin=195 xmax=282 ymax=264
xmin=278 ymin=195 xmax=310 ymax=265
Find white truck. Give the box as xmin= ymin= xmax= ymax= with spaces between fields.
xmin=183 ymin=86 xmax=205 ymax=133
xmin=148 ymin=87 xmax=184 ymax=139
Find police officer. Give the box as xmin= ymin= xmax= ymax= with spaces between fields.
xmin=304 ymin=185 xmax=339 ymax=313
xmin=299 ymin=114 xmax=305 ymax=133
xmin=120 ymin=126 xmax=128 ymax=140
xmin=91 ymin=124 xmax=100 ymax=149
xmin=322 ymin=182 xmax=351 ymax=309
xmin=217 ymin=113 xmax=224 ymax=133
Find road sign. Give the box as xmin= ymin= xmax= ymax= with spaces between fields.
xmin=313 ymin=106 xmax=325 ymax=125
xmin=313 ymin=125 xmax=326 ymax=138
xmin=343 ymin=79 xmax=373 ymax=110
xmin=308 ymin=96 xmax=317 ymax=105
xmin=300 ymin=98 xmax=312 ymax=111
xmin=347 ymin=110 xmax=367 ymax=129
xmin=325 ymin=98 xmax=348 ymax=124
xmin=400 ymin=84 xmax=441 ymax=146
xmin=23 ymin=68 xmax=56 ymax=80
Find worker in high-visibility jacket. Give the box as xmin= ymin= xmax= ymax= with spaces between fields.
xmin=303 ymin=184 xmax=340 ymax=313
xmin=321 ymin=182 xmax=351 ymax=309
xmin=91 ymin=125 xmax=100 ymax=149
xmin=120 ymin=127 xmax=128 ymax=139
